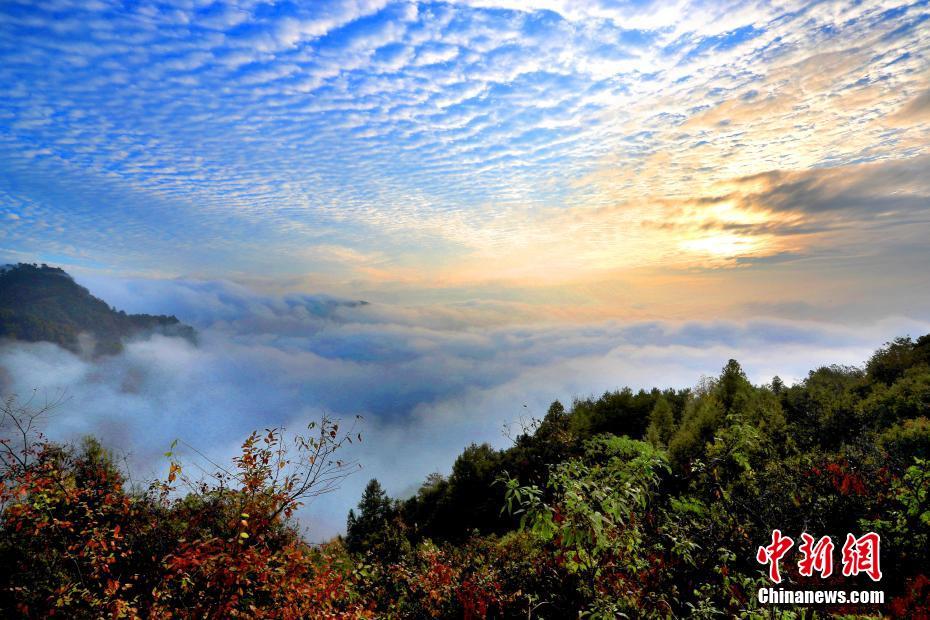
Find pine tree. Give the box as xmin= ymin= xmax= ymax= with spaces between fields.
xmin=345 ymin=479 xmax=393 ymax=554
xmin=646 ymin=396 xmax=675 ymax=447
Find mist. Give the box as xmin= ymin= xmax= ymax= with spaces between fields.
xmin=2 ymin=274 xmax=927 ymax=538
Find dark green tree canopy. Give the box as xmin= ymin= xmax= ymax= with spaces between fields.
xmin=345 ymin=479 xmax=395 ymax=554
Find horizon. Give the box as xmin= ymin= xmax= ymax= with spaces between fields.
xmin=2 ymin=0 xmax=930 ymax=538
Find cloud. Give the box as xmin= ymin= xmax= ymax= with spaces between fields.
xmin=889 ymin=86 xmax=930 ymax=124
xmin=3 ymin=0 xmax=929 ymax=288
xmin=2 ymin=274 xmax=928 ymax=537
xmin=745 ymin=156 xmax=930 ymax=217
xmin=3 ymin=2 xmax=930 ymax=535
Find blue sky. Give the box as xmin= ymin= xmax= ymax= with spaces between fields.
xmin=2 ymin=0 xmax=930 ymax=536
xmin=2 ymin=0 xmax=928 ymax=306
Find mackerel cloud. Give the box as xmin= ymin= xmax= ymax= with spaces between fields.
xmin=1 ymin=1 xmax=929 ymax=280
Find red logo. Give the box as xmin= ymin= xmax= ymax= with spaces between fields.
xmin=798 ymin=533 xmax=834 ymax=578
xmin=757 ymin=531 xmax=881 ymax=583
xmin=841 ymin=532 xmax=882 ymax=581
xmin=756 ymin=529 xmax=794 ymax=583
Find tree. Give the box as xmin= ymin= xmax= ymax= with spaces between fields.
xmin=0 ymin=397 xmax=369 ymax=618
xmin=867 ymin=335 xmax=930 ymax=384
xmin=346 ymin=479 xmax=394 ymax=554
xmin=716 ymin=359 xmax=751 ymax=413
xmin=646 ymin=396 xmax=676 ymax=447
xmin=535 ymin=400 xmax=569 ymax=439
xmin=502 ymin=435 xmax=670 ymax=617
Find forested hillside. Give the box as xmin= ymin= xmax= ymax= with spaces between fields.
xmin=0 ymin=335 xmax=928 ymax=618
xmin=341 ymin=336 xmax=930 ymax=617
xmin=0 ymin=263 xmax=195 ymax=355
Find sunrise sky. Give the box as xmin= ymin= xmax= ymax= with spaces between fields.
xmin=2 ymin=0 xmax=930 ymax=536
xmin=3 ymin=0 xmax=929 ymax=314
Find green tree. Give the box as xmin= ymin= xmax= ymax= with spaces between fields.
xmin=346 ymin=479 xmax=398 ymax=555
xmin=645 ymin=395 xmax=676 ymax=447
xmin=716 ymin=359 xmax=752 ymax=413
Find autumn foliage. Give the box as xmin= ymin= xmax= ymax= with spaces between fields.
xmin=0 ymin=402 xmax=370 ymax=619
xmin=2 ymin=334 xmax=930 ymax=618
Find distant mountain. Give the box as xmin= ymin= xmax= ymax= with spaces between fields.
xmin=0 ymin=263 xmax=196 ymax=355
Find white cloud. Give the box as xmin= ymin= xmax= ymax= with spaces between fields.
xmin=2 ymin=274 xmax=928 ymax=536
xmin=3 ymin=0 xmax=926 ymax=263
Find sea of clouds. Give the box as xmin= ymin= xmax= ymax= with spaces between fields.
xmin=2 ymin=274 xmax=929 ymax=538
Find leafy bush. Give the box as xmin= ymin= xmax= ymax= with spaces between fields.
xmin=3 ymin=333 xmax=930 ymax=617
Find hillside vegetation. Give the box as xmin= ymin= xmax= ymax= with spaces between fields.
xmin=0 ymin=263 xmax=195 ymax=355
xmin=342 ymin=336 xmax=930 ymax=618
xmin=0 ymin=329 xmax=928 ymax=617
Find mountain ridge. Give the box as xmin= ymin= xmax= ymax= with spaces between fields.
xmin=0 ymin=263 xmax=196 ymax=355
